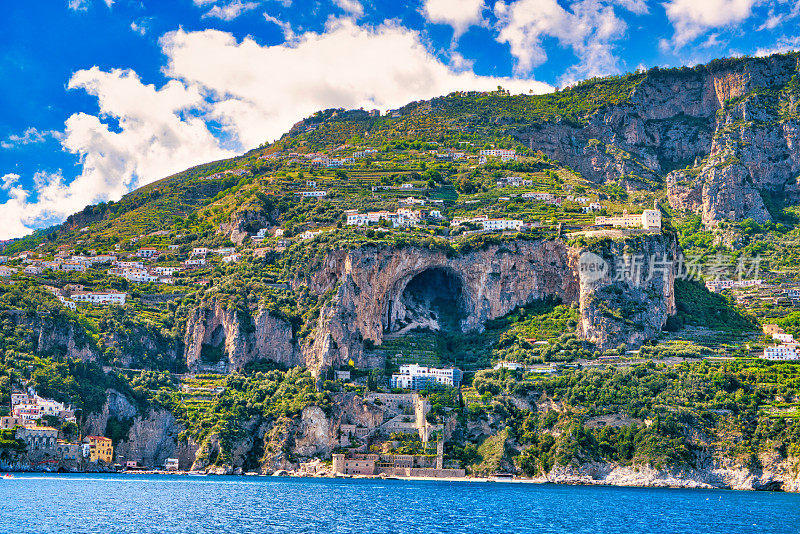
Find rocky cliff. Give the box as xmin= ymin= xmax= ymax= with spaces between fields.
xmin=506 ymin=54 xmax=800 ymax=226
xmin=300 ymin=236 xmax=675 ymax=372
xmin=180 ymin=235 xmax=676 ymax=374
xmin=183 ymin=300 xmax=301 ymax=373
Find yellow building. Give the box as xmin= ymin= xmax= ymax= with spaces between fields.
xmin=84 ymin=436 xmax=113 ymax=463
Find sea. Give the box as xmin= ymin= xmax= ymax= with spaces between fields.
xmin=1 ymin=474 xmax=799 ymax=533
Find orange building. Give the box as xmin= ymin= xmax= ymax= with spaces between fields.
xmin=83 ymin=436 xmax=113 ymax=463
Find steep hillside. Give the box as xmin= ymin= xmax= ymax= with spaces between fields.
xmin=4 ymin=52 xmax=800 ymax=483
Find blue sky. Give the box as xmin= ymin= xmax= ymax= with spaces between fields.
xmin=0 ymin=0 xmax=799 ymax=239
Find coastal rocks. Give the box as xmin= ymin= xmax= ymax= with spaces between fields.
xmin=537 ymin=455 xmax=800 ymax=492
xmin=183 ymin=300 xmax=301 ymax=373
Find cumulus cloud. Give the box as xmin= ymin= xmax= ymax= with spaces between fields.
xmin=662 ymin=0 xmax=758 ymax=48
xmin=1 ymin=173 xmax=20 ymax=190
xmin=1 ymin=127 xmax=56 ymax=149
xmin=0 ymin=20 xmax=552 ymax=240
xmin=422 ymin=0 xmax=485 ymax=37
xmin=494 ymin=0 xmax=639 ymax=83
xmin=201 ymin=0 xmax=259 ymax=20
xmin=161 ymin=20 xmax=552 ymax=148
xmin=333 ymin=0 xmax=364 ymax=18
xmin=0 ymin=68 xmax=235 ymax=239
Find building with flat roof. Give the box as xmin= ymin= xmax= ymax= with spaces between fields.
xmin=391 ymin=364 xmax=462 ymax=390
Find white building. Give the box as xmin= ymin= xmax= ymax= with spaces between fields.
xmin=521 ymin=192 xmax=554 ymax=201
xmin=582 ymin=202 xmax=602 ymax=213
xmin=70 ymin=291 xmax=127 ymax=306
xmin=390 ymin=364 xmax=463 ymax=390
xmin=595 ymin=209 xmax=661 ymax=230
xmin=153 ymin=266 xmax=182 ymax=275
xmin=705 ymin=279 xmax=763 ymax=293
xmin=192 ymin=247 xmax=209 ymax=256
xmin=222 ymin=253 xmax=241 ymax=263
xmin=61 ymin=262 xmax=87 ymax=272
xmin=762 ymin=345 xmax=799 ymax=361
xmin=24 ymin=265 xmax=43 ymax=275
xmin=184 ymin=257 xmax=207 ymax=267
xmin=481 ymin=218 xmax=523 ymax=231
xmin=773 ymin=333 xmax=795 ymax=343
xmin=480 ymin=149 xmax=517 ymax=161
xmin=114 ymin=261 xmax=145 ymax=270
xmin=57 ymin=295 xmax=77 ymax=311
xmin=345 ymin=209 xmax=421 ymax=228
xmin=136 ymin=247 xmax=159 ymax=258
xmin=299 ymin=190 xmax=327 ymax=198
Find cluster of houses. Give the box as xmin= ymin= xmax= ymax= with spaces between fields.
xmin=345 ymin=208 xmax=423 ymax=228
xmin=705 ymin=279 xmax=763 ymax=293
xmin=0 ymin=387 xmax=114 ymax=467
xmin=761 ymin=325 xmax=799 ymax=361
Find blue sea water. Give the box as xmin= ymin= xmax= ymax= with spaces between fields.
xmin=1 ymin=474 xmax=799 ymax=534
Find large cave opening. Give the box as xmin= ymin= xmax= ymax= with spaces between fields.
xmin=387 ymin=267 xmax=467 ymax=335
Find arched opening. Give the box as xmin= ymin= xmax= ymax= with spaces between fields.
xmin=387 ymin=267 xmax=467 ymax=335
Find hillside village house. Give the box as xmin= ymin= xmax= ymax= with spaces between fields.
xmin=191 ymin=247 xmax=209 ymax=256
xmin=136 ymin=247 xmax=159 ymax=258
xmin=480 ymin=148 xmax=517 ymax=161
xmin=595 ymin=209 xmax=661 ymax=230
xmin=70 ymin=291 xmax=127 ymax=306
xmin=184 ymin=257 xmax=207 ymax=267
xmin=345 ymin=209 xmax=421 ymax=228
xmin=762 ymin=345 xmax=799 ymax=361
xmin=60 ymin=262 xmax=87 ymax=272
xmin=391 ymin=364 xmax=463 ymax=390
xmin=299 ymin=190 xmax=327 ymax=198
xmin=16 ymin=426 xmax=58 ymax=450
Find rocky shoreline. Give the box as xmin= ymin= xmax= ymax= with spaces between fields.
xmin=5 ymin=461 xmax=796 ymax=493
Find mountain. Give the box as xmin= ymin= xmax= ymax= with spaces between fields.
xmin=1 ymin=52 xmax=800 ymax=487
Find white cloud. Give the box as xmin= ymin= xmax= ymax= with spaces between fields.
xmin=0 ymin=173 xmax=20 ymax=190
xmin=264 ymin=13 xmax=295 ymax=40
xmin=201 ymin=0 xmax=259 ymax=20
xmin=422 ymin=0 xmax=485 ymax=37
xmin=0 ymin=20 xmax=553 ymax=240
xmin=754 ymin=35 xmax=800 ymax=57
xmin=67 ymin=0 xmax=112 ymax=10
xmin=663 ymin=0 xmax=758 ymax=48
xmin=1 ymin=127 xmax=55 ymax=149
xmin=161 ymin=20 xmax=552 ymax=148
xmin=333 ymin=0 xmax=364 ymax=18
xmin=494 ymin=0 xmax=637 ymax=83
xmin=130 ymin=19 xmax=148 ymax=35
xmin=0 ymin=68 xmax=235 ymax=239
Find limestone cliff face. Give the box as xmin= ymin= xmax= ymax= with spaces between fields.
xmin=302 ymin=240 xmax=580 ymax=372
xmin=183 ymin=300 xmax=301 ymax=373
xmin=509 ymin=54 xmax=800 ymax=223
xmin=573 ymin=234 xmax=677 ymax=350
xmin=0 ymin=310 xmax=98 ymax=361
xmin=83 ymin=389 xmax=139 ymax=437
xmin=114 ymin=409 xmax=198 ymax=469
xmin=301 ymin=237 xmax=675 ymax=372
